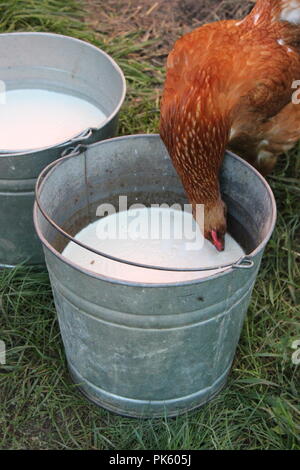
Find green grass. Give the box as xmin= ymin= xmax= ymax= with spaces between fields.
xmin=0 ymin=0 xmax=299 ymax=450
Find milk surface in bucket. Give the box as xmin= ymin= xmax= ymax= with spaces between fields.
xmin=0 ymin=88 xmax=107 ymax=151
xmin=62 ymin=207 xmax=245 ymax=283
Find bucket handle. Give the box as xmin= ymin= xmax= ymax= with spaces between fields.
xmin=232 ymin=258 xmax=255 ymax=269
xmin=35 ymin=151 xmax=255 ymax=273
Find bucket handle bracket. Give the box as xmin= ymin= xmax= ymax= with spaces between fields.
xmin=62 ymin=128 xmax=93 ymax=147
xmin=232 ymin=257 xmax=255 ymax=269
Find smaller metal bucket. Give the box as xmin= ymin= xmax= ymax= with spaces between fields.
xmin=0 ymin=32 xmax=126 ymax=268
xmin=34 ymin=134 xmax=277 ymax=418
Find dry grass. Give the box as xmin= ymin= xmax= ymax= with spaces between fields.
xmin=84 ymin=0 xmax=255 ymax=65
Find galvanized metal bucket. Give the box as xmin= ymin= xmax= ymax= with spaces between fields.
xmin=0 ymin=32 xmax=126 ymax=267
xmin=34 ymin=134 xmax=277 ymax=418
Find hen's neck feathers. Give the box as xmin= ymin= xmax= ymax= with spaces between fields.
xmin=160 ymin=85 xmax=230 ymax=205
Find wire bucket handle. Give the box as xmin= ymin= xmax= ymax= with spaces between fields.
xmin=35 ymin=146 xmax=255 ymax=273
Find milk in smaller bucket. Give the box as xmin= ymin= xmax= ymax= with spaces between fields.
xmin=62 ymin=207 xmax=245 ymax=283
xmin=0 ymin=88 xmax=107 ymax=151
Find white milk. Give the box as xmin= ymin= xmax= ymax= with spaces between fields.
xmin=62 ymin=207 xmax=245 ymax=284
xmin=0 ymin=88 xmax=107 ymax=151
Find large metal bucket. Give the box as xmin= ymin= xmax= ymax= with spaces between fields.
xmin=0 ymin=32 xmax=126 ymax=267
xmin=34 ymin=134 xmax=277 ymax=418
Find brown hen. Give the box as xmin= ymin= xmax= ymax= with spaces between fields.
xmin=160 ymin=0 xmax=300 ymax=251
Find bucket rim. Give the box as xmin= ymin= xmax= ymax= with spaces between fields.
xmin=33 ymin=133 xmax=277 ymax=288
xmin=0 ymin=32 xmax=127 ymax=157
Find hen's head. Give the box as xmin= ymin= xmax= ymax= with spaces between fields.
xmin=206 ymin=200 xmax=227 ymax=252
xmin=192 ymin=198 xmax=227 ymax=252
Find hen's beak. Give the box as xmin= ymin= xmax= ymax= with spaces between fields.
xmin=211 ymin=230 xmax=225 ymax=252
